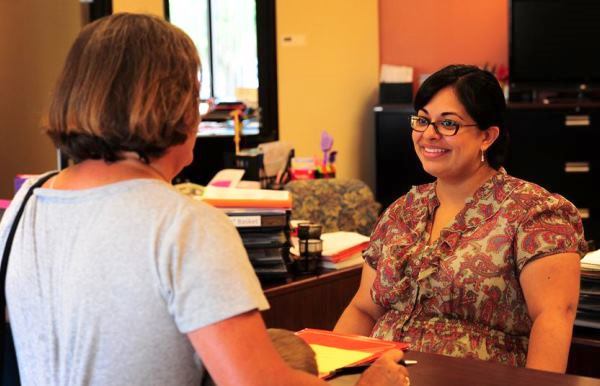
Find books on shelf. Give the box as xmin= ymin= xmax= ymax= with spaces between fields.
xmin=296 ymin=328 xmax=408 ymax=378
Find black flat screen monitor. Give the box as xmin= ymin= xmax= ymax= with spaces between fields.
xmin=510 ymin=0 xmax=600 ymax=87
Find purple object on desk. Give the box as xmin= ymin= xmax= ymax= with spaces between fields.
xmin=321 ymin=131 xmax=334 ymax=171
xmin=14 ymin=174 xmax=38 ymax=194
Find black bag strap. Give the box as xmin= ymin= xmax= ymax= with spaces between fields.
xmin=0 ymin=173 xmax=57 ymax=382
xmin=1 ymin=172 xmax=58 ymax=311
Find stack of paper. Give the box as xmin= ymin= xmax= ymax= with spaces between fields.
xmin=290 ymin=231 xmax=370 ymax=270
xmin=576 ymin=249 xmax=600 ymax=329
xmin=200 ymin=185 xmax=292 ymax=209
xmin=582 ymin=249 xmax=600 ymax=272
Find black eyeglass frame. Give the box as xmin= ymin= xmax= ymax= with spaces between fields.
xmin=409 ymin=115 xmax=478 ymax=137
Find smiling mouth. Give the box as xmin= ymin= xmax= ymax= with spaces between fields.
xmin=422 ymin=146 xmax=449 ymax=156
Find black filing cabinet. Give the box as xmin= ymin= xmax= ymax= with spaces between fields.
xmin=505 ymin=103 xmax=600 ymax=246
xmin=374 ymin=104 xmax=433 ymax=210
xmin=374 ymin=103 xmax=600 ymax=245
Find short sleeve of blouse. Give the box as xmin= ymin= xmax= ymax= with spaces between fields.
xmin=515 ymin=194 xmax=587 ymax=274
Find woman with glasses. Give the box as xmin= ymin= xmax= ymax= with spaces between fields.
xmin=335 ymin=64 xmax=586 ymax=373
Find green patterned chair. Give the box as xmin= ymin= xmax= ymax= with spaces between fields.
xmin=284 ymin=178 xmax=381 ymax=236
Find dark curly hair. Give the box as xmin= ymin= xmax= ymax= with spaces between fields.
xmin=414 ymin=64 xmax=509 ymax=170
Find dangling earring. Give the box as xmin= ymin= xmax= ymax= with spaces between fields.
xmin=481 ymin=150 xmax=485 ymax=163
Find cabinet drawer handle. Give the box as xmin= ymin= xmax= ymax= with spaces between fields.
xmin=565 ymin=115 xmax=590 ymax=126
xmin=565 ymin=162 xmax=590 ymax=173
xmin=578 ymin=208 xmax=590 ymax=219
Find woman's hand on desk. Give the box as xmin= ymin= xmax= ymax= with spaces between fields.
xmin=356 ymin=349 xmax=410 ymax=386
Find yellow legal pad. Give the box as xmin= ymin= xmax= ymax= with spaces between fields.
xmin=310 ymin=344 xmax=374 ymax=375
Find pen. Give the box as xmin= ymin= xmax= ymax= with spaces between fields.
xmin=328 ymin=359 xmax=418 ymax=378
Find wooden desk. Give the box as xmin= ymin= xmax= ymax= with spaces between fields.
xmin=260 ymin=266 xmax=600 ymax=378
xmin=261 ymin=266 xmax=362 ymax=331
xmin=329 ymin=351 xmax=600 ymax=386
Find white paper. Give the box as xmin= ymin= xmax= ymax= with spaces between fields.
xmin=380 ymin=64 xmax=413 ymax=83
xmin=202 ymin=185 xmax=291 ymax=201
xmin=582 ymin=249 xmax=600 ymax=266
xmin=207 ymin=169 xmax=245 ymax=188
xmin=258 ymin=141 xmax=293 ymax=177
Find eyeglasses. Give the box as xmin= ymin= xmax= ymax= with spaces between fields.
xmin=409 ymin=115 xmax=478 ymax=136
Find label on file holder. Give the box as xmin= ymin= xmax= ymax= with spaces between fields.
xmin=565 ymin=162 xmax=590 ymax=173
xmin=229 ymin=215 xmax=261 ymax=227
xmin=565 ymin=115 xmax=590 ymax=127
xmin=224 ymin=208 xmax=288 ymax=229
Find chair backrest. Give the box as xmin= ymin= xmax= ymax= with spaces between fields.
xmin=284 ymin=178 xmax=381 ymax=236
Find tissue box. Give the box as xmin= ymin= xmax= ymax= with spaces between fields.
xmin=379 ymin=83 xmax=413 ymax=104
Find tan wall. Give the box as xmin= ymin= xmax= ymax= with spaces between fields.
xmin=0 ymin=1 xmax=83 ymax=198
xmin=113 ymin=0 xmax=165 ymax=17
xmin=0 ymin=1 xmax=379 ymax=197
xmin=276 ymin=0 xmax=380 ymax=189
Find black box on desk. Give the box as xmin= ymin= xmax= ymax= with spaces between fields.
xmin=379 ymin=82 xmax=413 ymax=104
xmin=224 ymin=152 xmax=264 ymax=181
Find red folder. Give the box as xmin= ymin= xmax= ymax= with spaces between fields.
xmin=296 ymin=328 xmax=409 ymax=377
xmin=323 ymin=242 xmax=369 ymax=263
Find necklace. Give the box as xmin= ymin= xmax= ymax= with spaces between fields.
xmin=119 ymin=152 xmax=169 ymax=182
xmin=50 ymin=154 xmax=169 ymax=190
xmin=143 ymin=161 xmax=169 ymax=182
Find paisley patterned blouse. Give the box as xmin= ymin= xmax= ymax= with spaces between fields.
xmin=365 ymin=169 xmax=587 ymax=366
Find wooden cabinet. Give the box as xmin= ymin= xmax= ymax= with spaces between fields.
xmin=261 ymin=266 xmax=361 ymax=331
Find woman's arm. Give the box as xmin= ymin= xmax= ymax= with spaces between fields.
xmin=187 ymin=309 xmax=408 ymax=386
xmin=520 ymin=252 xmax=580 ymax=373
xmin=334 ymin=263 xmax=386 ymax=335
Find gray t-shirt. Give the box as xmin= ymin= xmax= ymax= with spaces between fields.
xmin=0 ymin=175 xmax=269 ymax=386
